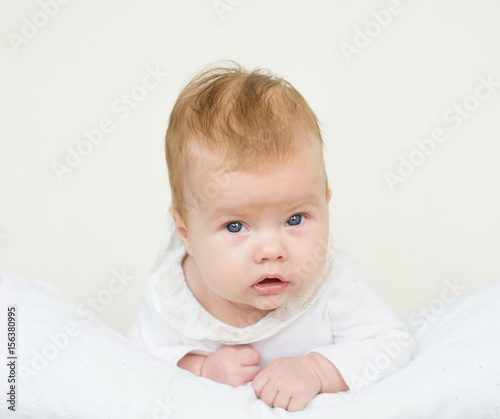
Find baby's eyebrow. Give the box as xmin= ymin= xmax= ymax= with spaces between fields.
xmin=209 ymin=195 xmax=319 ymax=218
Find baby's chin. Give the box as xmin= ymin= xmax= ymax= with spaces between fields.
xmin=251 ymin=295 xmax=290 ymax=312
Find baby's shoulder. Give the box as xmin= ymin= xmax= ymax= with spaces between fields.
xmin=329 ymin=248 xmax=362 ymax=278
xmin=330 ymin=248 xmax=354 ymax=268
xmin=319 ymin=249 xmax=370 ymax=299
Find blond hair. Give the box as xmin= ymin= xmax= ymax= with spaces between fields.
xmin=165 ymin=61 xmax=328 ymax=220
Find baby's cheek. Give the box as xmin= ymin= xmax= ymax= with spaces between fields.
xmin=291 ymin=246 xmax=328 ymax=283
xmin=225 ymin=235 xmax=250 ymax=254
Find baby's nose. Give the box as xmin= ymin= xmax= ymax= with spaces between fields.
xmin=253 ymin=233 xmax=288 ymax=263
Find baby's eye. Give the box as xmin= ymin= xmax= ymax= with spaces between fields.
xmin=286 ymin=214 xmax=304 ymax=226
xmin=226 ymin=222 xmax=246 ymax=233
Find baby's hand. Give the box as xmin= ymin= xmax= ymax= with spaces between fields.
xmin=201 ymin=345 xmax=261 ymax=387
xmin=252 ymin=355 xmax=323 ymax=412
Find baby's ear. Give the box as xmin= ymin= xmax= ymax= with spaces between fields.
xmin=170 ymin=207 xmax=193 ymax=255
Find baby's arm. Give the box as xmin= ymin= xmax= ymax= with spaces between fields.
xmin=128 ymin=288 xmax=215 ymax=368
xmin=178 ymin=345 xmax=261 ymax=387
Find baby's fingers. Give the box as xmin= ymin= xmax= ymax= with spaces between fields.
xmin=252 ymin=373 xmax=280 ymax=407
xmin=242 ymin=365 xmax=262 ymax=383
xmin=258 ymin=385 xmax=279 ymax=408
xmin=238 ymin=346 xmax=261 ymax=366
xmin=287 ymin=395 xmax=311 ymax=412
xmin=252 ymin=369 xmax=313 ymax=411
xmin=251 ymin=370 xmax=268 ymax=398
xmin=272 ymin=391 xmax=292 ymax=411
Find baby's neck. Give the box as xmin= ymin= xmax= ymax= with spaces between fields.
xmin=181 ymin=254 xmax=271 ymax=328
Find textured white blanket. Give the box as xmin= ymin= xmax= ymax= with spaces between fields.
xmin=0 ymin=273 xmax=499 ymax=418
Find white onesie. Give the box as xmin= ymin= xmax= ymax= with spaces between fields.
xmin=128 ymin=223 xmax=415 ymax=390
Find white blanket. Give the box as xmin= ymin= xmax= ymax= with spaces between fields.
xmin=1 ymin=273 xmax=499 ymax=418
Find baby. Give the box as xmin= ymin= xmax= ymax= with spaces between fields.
xmin=128 ymin=61 xmax=415 ymax=411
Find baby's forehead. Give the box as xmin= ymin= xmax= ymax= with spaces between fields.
xmin=185 ymin=150 xmax=325 ymax=208
xmin=187 ymin=132 xmax=322 ymax=174
xmin=187 ymin=151 xmax=318 ymax=186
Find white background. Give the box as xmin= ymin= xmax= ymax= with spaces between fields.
xmin=1 ymin=0 xmax=499 ymax=334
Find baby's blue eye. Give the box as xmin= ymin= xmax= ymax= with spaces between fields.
xmin=226 ymin=222 xmax=243 ymax=233
xmin=287 ymin=214 xmax=303 ymax=226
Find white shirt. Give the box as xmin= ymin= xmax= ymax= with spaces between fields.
xmin=128 ymin=224 xmax=415 ymax=391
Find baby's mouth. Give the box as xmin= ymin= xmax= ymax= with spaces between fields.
xmin=259 ymin=278 xmax=282 ymax=284
xmin=252 ymin=275 xmax=289 ymax=295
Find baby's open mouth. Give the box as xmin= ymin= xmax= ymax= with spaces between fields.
xmin=259 ymin=278 xmax=282 ymax=284
xmin=252 ymin=275 xmax=289 ymax=295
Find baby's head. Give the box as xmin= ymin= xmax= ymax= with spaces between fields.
xmin=166 ymin=62 xmax=332 ymax=314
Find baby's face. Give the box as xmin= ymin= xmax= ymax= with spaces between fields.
xmin=178 ymin=148 xmax=331 ymax=314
